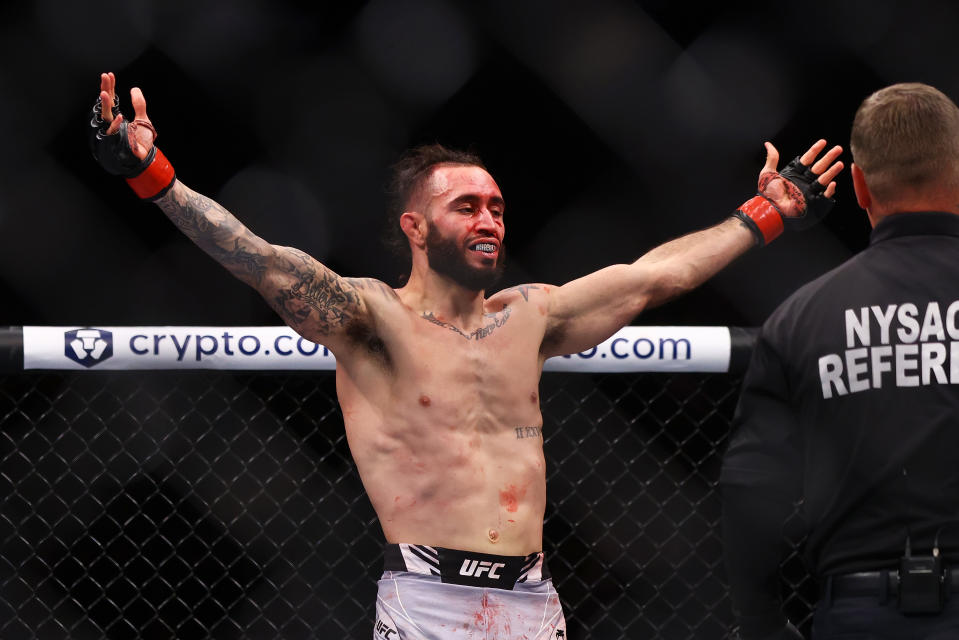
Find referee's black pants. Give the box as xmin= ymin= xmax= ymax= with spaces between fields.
xmin=813 ymin=588 xmax=959 ymax=638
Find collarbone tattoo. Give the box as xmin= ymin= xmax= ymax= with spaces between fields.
xmin=421 ymin=305 xmax=512 ymax=340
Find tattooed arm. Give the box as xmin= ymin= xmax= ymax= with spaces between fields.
xmin=155 ymin=181 xmax=370 ymax=343
xmin=92 ymin=73 xmax=378 ymax=346
xmin=540 ymin=140 xmax=844 ymax=359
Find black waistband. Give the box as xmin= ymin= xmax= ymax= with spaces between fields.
xmin=828 ymin=567 xmax=959 ymax=599
xmin=383 ymin=543 xmax=550 ymax=590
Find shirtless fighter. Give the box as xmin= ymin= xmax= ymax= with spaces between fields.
xmin=90 ymin=72 xmax=843 ymax=639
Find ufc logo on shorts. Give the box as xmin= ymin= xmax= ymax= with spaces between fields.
xmin=459 ymin=559 xmax=506 ymax=579
xmin=374 ymin=618 xmax=396 ymax=639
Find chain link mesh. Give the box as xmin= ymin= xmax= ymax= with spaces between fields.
xmin=0 ymin=371 xmax=815 ymax=639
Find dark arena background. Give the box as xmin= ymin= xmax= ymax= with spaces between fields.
xmin=2 ymin=1 xmax=959 ymax=638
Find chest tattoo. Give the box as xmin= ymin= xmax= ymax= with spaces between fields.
xmin=421 ymin=305 xmax=512 ymax=340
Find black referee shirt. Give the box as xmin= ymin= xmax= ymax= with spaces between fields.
xmin=721 ymin=211 xmax=959 ymax=627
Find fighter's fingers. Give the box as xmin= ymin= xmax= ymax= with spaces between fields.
xmin=106 ymin=112 xmax=123 ymax=136
xmin=99 ymin=72 xmax=115 ymax=97
xmin=810 ymin=145 xmax=843 ymax=176
xmin=99 ymin=72 xmax=119 ymax=126
xmin=798 ymin=139 xmax=828 ymax=166
xmin=99 ymin=89 xmax=114 ymax=124
xmin=817 ymin=159 xmax=844 ymax=187
xmin=823 ymin=181 xmax=837 ymax=199
xmin=130 ymin=87 xmax=149 ymax=122
xmin=761 ymin=141 xmax=780 ymax=174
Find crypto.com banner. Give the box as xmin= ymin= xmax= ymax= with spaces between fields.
xmin=22 ymin=326 xmax=731 ymax=373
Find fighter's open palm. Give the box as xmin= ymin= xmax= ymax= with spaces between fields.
xmin=759 ymin=139 xmax=843 ymax=222
xmin=97 ymin=71 xmax=156 ymax=162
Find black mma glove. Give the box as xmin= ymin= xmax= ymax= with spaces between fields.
xmin=732 ymin=155 xmax=836 ymax=246
xmin=778 ymin=156 xmax=834 ymax=230
xmin=89 ymin=95 xmax=175 ymax=200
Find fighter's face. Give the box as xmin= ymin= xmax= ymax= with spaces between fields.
xmin=422 ymin=165 xmax=506 ymax=291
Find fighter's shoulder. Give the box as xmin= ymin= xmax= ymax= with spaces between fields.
xmin=488 ymin=283 xmax=554 ymax=307
xmin=342 ymin=277 xmax=401 ymax=304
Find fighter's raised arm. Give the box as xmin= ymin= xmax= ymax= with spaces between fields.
xmin=90 ymin=72 xmax=377 ymax=349
xmin=538 ymin=139 xmax=844 ymax=358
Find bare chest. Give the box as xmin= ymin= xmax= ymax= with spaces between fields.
xmin=338 ymin=303 xmax=547 ymax=432
xmin=401 ymin=311 xmax=542 ymax=405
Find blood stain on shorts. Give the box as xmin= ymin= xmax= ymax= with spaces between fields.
xmin=472 ymin=594 xmax=514 ymax=636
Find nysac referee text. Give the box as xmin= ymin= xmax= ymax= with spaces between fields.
xmin=819 ymin=301 xmax=959 ymax=399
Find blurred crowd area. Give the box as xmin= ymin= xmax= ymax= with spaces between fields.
xmin=2 ymin=0 xmax=958 ymax=328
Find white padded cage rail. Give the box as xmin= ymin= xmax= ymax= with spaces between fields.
xmin=1 ymin=326 xmax=758 ymax=373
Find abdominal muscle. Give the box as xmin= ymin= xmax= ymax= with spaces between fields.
xmin=334 ymin=297 xmax=552 ymax=556
xmin=343 ymin=397 xmax=548 ymax=556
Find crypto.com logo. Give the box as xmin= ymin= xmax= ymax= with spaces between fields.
xmin=64 ymin=328 xmax=114 ymax=368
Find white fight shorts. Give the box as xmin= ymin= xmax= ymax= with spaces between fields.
xmin=374 ymin=544 xmax=567 ymax=639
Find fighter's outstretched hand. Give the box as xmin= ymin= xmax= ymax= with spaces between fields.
xmin=90 ymin=72 xmax=175 ymax=200
xmin=733 ymin=139 xmax=844 ymax=246
xmin=759 ymin=139 xmax=843 ymax=222
xmin=97 ymin=71 xmax=156 ymax=160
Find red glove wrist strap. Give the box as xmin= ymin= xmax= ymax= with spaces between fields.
xmin=738 ymin=195 xmax=783 ymax=245
xmin=125 ymin=148 xmax=176 ymax=200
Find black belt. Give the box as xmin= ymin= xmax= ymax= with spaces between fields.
xmin=829 ymin=567 xmax=959 ymax=599
xmin=382 ymin=544 xmax=549 ymax=590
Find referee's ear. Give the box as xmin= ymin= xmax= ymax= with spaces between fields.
xmin=851 ymin=164 xmax=875 ymax=221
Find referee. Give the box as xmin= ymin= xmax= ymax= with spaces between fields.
xmin=722 ymin=83 xmax=959 ymax=639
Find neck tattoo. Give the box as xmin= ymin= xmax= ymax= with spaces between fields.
xmin=421 ymin=306 xmax=512 ymax=340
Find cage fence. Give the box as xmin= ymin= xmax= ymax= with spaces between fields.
xmin=0 ymin=365 xmax=816 ymax=640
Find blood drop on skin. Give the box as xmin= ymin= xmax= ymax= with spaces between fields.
xmin=499 ymin=484 xmax=527 ymax=513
